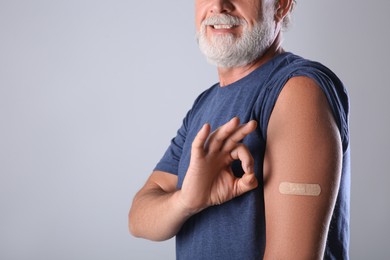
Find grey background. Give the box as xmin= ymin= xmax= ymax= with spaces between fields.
xmin=0 ymin=0 xmax=388 ymax=259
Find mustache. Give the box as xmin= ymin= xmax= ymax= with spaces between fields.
xmin=202 ymin=14 xmax=245 ymax=26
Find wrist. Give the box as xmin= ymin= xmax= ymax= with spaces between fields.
xmin=174 ymin=189 xmax=205 ymax=217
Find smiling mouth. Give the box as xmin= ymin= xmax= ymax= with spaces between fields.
xmin=211 ymin=24 xmax=238 ymax=30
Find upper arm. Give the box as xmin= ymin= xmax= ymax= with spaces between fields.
xmin=263 ymin=76 xmax=342 ymax=259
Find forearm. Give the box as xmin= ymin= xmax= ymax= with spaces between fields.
xmin=128 ymin=188 xmax=191 ymax=241
xmin=128 ymin=119 xmax=258 ymax=241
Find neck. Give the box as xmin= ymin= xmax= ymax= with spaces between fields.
xmin=217 ymin=32 xmax=284 ymax=87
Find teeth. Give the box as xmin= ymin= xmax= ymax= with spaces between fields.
xmin=213 ymin=24 xmax=234 ymax=29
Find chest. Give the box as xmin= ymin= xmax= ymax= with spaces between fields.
xmin=176 ymin=89 xmax=266 ymax=188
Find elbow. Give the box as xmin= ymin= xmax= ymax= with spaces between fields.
xmin=128 ymin=211 xmax=173 ymax=242
xmin=128 ymin=211 xmax=140 ymax=238
xmin=128 ymin=211 xmax=158 ymax=240
xmin=128 ymin=221 xmax=136 ymax=237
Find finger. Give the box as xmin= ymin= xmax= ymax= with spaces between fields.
xmin=222 ymin=120 xmax=257 ymax=152
xmin=206 ymin=117 xmax=240 ymax=152
xmin=230 ymin=144 xmax=255 ymax=174
xmin=191 ymin=123 xmax=211 ymax=156
xmin=234 ymin=172 xmax=258 ymax=197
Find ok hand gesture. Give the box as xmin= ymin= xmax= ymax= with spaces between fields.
xmin=180 ymin=117 xmax=258 ymax=214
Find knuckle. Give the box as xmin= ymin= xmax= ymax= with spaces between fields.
xmin=213 ymin=136 xmax=224 ymax=144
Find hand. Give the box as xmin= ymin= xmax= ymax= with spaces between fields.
xmin=179 ymin=117 xmax=258 ymax=214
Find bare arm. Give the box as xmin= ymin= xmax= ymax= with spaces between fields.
xmin=263 ymin=77 xmax=342 ymax=259
xmin=129 ymin=118 xmax=258 ymax=241
xmin=128 ymin=171 xmax=191 ymax=241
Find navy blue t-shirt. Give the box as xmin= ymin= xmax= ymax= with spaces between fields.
xmin=155 ymin=52 xmax=350 ymax=260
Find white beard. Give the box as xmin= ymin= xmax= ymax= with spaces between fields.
xmin=197 ymin=13 xmax=276 ymax=68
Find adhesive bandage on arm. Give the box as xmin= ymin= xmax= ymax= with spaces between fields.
xmin=279 ymin=182 xmax=321 ymax=196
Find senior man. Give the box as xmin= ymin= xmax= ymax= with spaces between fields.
xmin=129 ymin=0 xmax=350 ymax=259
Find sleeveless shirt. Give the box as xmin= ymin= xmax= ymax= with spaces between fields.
xmin=155 ymin=52 xmax=350 ymax=259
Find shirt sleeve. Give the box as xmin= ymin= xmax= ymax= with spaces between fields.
xmin=153 ymin=113 xmax=190 ymax=175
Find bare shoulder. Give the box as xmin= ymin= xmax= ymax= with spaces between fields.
xmin=266 ymin=76 xmax=341 ymax=154
xmin=270 ymin=76 xmax=336 ymax=132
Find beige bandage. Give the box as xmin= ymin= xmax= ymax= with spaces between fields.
xmin=279 ymin=182 xmax=321 ymax=196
